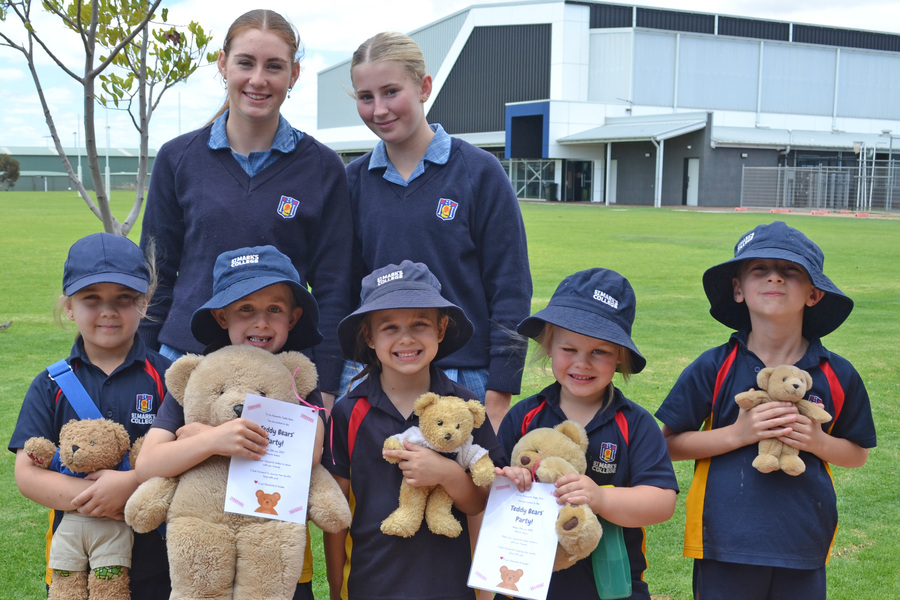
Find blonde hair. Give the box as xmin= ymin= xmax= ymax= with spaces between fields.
xmin=209 ymin=10 xmax=303 ymax=124
xmin=531 ymin=323 xmax=634 ymax=383
xmin=351 ymin=31 xmax=426 ymax=86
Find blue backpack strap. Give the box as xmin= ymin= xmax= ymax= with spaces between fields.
xmin=47 ymin=360 xmax=103 ymax=420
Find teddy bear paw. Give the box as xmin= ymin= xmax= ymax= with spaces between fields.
xmin=779 ymin=456 xmax=806 ymax=476
xmin=751 ymin=454 xmax=780 ymax=474
xmin=381 ymin=511 xmax=421 ymax=538
xmin=555 ymin=503 xmax=602 ymax=562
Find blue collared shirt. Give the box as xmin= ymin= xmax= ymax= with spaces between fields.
xmin=368 ymin=123 xmax=451 ymax=186
xmin=208 ymin=110 xmax=302 ymax=177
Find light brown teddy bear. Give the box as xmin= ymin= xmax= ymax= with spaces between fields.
xmin=381 ymin=392 xmax=495 ymax=538
xmin=25 ymin=418 xmax=138 ymax=600
xmin=497 ymin=565 xmax=524 ymax=591
xmin=124 ymin=344 xmax=351 ymax=600
xmin=508 ymin=421 xmax=603 ymax=571
xmin=735 ymin=364 xmax=832 ymax=476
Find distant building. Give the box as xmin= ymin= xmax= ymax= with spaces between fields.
xmin=316 ymin=0 xmax=900 ymax=209
xmin=0 ymin=146 xmax=156 ymax=192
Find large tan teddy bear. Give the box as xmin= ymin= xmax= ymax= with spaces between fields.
xmin=508 ymin=421 xmax=603 ymax=571
xmin=25 ymin=418 xmax=138 ymax=600
xmin=735 ymin=364 xmax=832 ymax=476
xmin=124 ymin=345 xmax=351 ymax=600
xmin=381 ymin=392 xmax=495 ymax=538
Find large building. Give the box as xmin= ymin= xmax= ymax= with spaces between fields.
xmin=0 ymin=146 xmax=155 ymax=192
xmin=316 ymin=0 xmax=900 ymax=210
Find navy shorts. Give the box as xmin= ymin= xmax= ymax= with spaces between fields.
xmin=693 ymin=559 xmax=826 ymax=600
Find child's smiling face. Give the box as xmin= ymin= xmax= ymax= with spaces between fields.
xmin=733 ymin=258 xmax=824 ymax=325
xmin=211 ymin=283 xmax=301 ymax=353
xmin=366 ymin=308 xmax=447 ymax=378
xmin=64 ymin=283 xmax=146 ymax=360
xmin=546 ymin=325 xmax=621 ymax=405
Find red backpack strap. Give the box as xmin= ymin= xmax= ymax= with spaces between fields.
xmin=711 ymin=344 xmax=739 ymax=412
xmin=819 ymin=360 xmax=845 ymax=433
xmin=348 ymin=397 xmax=371 ymax=461
xmin=520 ymin=400 xmax=548 ymax=437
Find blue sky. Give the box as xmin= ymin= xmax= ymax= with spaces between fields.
xmin=2 ymin=0 xmax=899 ymax=150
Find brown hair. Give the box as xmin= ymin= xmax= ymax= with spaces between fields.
xmin=209 ymin=10 xmax=303 ymax=124
xmin=350 ymin=31 xmax=426 ymax=87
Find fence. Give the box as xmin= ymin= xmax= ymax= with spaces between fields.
xmin=741 ymin=163 xmax=899 ymax=212
xmin=19 ymin=173 xmax=143 ymax=193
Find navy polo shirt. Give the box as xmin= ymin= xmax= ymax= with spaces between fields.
xmin=9 ymin=334 xmax=172 ymax=587
xmin=10 ymin=335 xmax=169 ymax=450
xmin=496 ymin=383 xmax=678 ymax=600
xmin=325 ymin=366 xmax=503 ymax=600
xmin=656 ymin=329 xmax=876 ymax=570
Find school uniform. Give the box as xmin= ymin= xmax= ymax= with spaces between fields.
xmin=497 ymin=383 xmax=679 ymax=600
xmin=346 ymin=125 xmax=531 ymax=395
xmin=139 ymin=115 xmax=353 ymax=392
xmin=655 ymin=329 xmax=877 ymax=572
xmin=9 ymin=335 xmax=171 ymax=599
xmin=325 ymin=366 xmax=504 ymax=600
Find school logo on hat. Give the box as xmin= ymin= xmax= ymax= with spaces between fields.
xmin=436 ymin=198 xmax=458 ymax=221
xmin=135 ymin=394 xmax=153 ymax=413
xmin=277 ymin=195 xmax=300 ymax=219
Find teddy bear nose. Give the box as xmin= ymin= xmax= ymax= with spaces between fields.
xmin=520 ymin=456 xmax=531 ymax=466
xmin=444 ymin=433 xmax=452 ymax=441
xmin=233 ymin=404 xmax=243 ymax=417
xmin=71 ymin=445 xmax=80 ymax=454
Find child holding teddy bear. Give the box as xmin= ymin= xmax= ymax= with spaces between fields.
xmin=656 ymin=221 xmax=877 ymax=600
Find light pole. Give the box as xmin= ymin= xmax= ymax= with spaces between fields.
xmin=882 ymin=130 xmax=895 ymax=211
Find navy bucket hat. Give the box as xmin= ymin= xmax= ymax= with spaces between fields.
xmin=338 ymin=260 xmax=473 ymax=363
xmin=702 ymin=221 xmax=853 ymax=338
xmin=63 ymin=233 xmax=150 ymax=295
xmin=517 ymin=268 xmax=646 ymax=374
xmin=191 ymin=246 xmax=322 ymax=351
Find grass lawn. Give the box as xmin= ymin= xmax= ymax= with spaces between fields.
xmin=1 ymin=192 xmax=898 ymax=598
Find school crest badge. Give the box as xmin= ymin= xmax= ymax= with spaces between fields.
xmin=600 ymin=441 xmax=618 ymax=463
xmin=277 ymin=195 xmax=300 ymax=219
xmin=436 ymin=198 xmax=459 ymax=221
xmin=136 ymin=394 xmax=153 ymax=413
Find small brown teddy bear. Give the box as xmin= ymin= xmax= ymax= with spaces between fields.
xmin=381 ymin=392 xmax=495 ymax=538
xmin=497 ymin=565 xmax=524 ymax=591
xmin=735 ymin=364 xmax=832 ymax=476
xmin=124 ymin=344 xmax=351 ymax=600
xmin=25 ymin=418 xmax=138 ymax=600
xmin=254 ymin=490 xmax=281 ymax=515
xmin=508 ymin=421 xmax=603 ymax=571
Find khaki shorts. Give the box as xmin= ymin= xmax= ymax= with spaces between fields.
xmin=48 ymin=513 xmax=133 ymax=571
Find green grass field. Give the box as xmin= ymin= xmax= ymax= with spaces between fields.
xmin=2 ymin=192 xmax=898 ymax=598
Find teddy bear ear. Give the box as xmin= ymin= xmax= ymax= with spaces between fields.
xmin=801 ymin=369 xmax=813 ymax=389
xmin=165 ymin=353 xmax=205 ymax=406
xmin=279 ymin=351 xmax=318 ymax=399
xmin=756 ymin=367 xmax=775 ymax=390
xmin=466 ymin=399 xmax=486 ymax=428
xmin=555 ymin=420 xmax=589 ymax=452
xmin=413 ymin=392 xmax=440 ymax=415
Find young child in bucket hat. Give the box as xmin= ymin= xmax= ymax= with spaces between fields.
xmin=323 ymin=260 xmax=502 ymax=600
xmin=656 ymin=221 xmax=876 ymax=600
xmin=494 ymin=268 xmax=678 ymax=600
xmin=133 ymin=245 xmax=327 ymax=600
xmin=10 ymin=233 xmax=172 ymax=598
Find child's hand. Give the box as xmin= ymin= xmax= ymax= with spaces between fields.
xmin=382 ymin=440 xmax=452 ymax=488
xmin=72 ymin=469 xmax=139 ymax=520
xmin=553 ymin=473 xmax=602 ymax=509
xmin=778 ymin=413 xmax=826 ymax=455
xmin=734 ymin=401 xmax=798 ymax=447
xmin=494 ymin=465 xmax=534 ymax=492
xmin=179 ymin=418 xmax=269 ymax=460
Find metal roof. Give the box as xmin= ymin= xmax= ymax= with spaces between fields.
xmin=711 ymin=127 xmax=896 ymax=151
xmin=558 ymin=113 xmax=708 ymax=144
